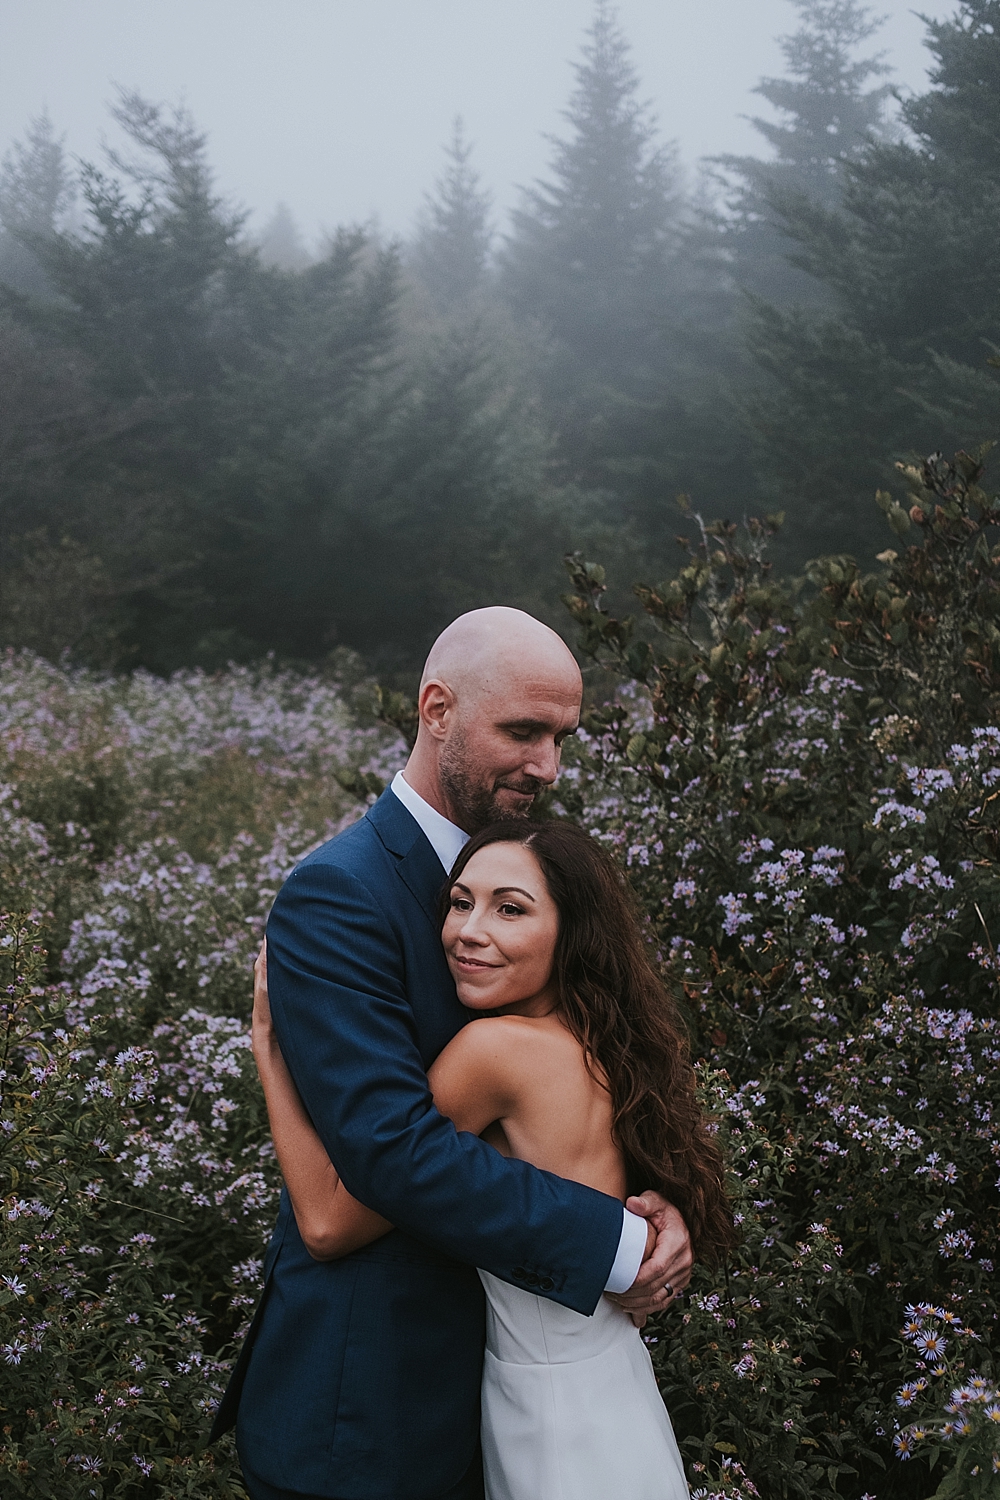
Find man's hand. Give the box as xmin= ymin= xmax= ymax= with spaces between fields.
xmin=607 ymin=1192 xmax=693 ymax=1325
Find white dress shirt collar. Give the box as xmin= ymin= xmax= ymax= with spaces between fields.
xmin=390 ymin=770 xmax=470 ymax=875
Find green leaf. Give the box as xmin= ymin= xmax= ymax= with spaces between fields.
xmin=887 ymin=504 xmax=911 ymax=537
xmin=625 ymin=733 xmax=647 ymax=765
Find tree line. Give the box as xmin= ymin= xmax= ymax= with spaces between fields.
xmin=1 ymin=0 xmax=999 ymax=675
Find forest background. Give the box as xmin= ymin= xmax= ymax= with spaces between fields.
xmin=4 ymin=0 xmax=1000 ymax=679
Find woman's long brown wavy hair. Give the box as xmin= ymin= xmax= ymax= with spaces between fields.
xmin=444 ymin=820 xmax=737 ymax=1263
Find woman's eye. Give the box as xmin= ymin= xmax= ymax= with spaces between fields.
xmin=450 ymin=897 xmax=473 ymax=912
xmin=499 ymin=903 xmax=525 ymax=917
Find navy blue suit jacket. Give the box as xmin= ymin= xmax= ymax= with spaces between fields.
xmin=212 ymin=791 xmax=624 ymax=1499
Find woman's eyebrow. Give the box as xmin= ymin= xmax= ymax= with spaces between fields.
xmin=494 ymin=886 xmax=536 ymax=902
xmin=451 ymin=881 xmax=472 ymax=894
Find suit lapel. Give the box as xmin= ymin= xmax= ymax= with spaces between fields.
xmin=396 ymin=837 xmax=448 ymax=927
xmin=367 ymin=790 xmax=447 ymax=930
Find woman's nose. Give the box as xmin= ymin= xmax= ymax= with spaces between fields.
xmin=457 ymin=911 xmax=491 ymax=946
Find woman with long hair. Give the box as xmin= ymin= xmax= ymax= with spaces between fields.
xmin=252 ymin=819 xmax=734 ymax=1499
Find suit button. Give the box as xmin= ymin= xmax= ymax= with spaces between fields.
xmin=537 ymin=1276 xmax=554 ymax=1291
xmin=512 ymin=1266 xmax=528 ymax=1281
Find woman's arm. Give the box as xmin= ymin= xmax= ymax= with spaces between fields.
xmin=252 ymin=946 xmax=392 ymax=1260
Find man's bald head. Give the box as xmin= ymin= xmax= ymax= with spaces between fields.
xmin=420 ymin=606 xmax=582 ymax=706
xmin=405 ymin=608 xmax=583 ymax=833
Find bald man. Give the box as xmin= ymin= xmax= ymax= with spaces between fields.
xmin=213 ymin=609 xmax=693 ymax=1500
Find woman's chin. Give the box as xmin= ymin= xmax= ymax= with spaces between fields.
xmin=457 ymin=985 xmax=500 ymax=1012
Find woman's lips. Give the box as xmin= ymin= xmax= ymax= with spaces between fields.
xmin=453 ymin=954 xmax=498 ymax=971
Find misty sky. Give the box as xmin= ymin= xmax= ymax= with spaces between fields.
xmin=1 ymin=0 xmax=954 ymax=247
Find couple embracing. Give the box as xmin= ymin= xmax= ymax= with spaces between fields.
xmin=211 ymin=608 xmax=734 ymax=1500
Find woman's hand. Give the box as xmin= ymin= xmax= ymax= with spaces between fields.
xmin=252 ymin=941 xmax=276 ymax=1062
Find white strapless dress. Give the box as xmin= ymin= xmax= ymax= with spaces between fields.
xmin=479 ymin=1270 xmax=690 ymax=1500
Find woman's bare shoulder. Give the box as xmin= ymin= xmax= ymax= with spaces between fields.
xmin=437 ymin=1014 xmax=566 ymax=1069
xmin=445 ymin=1013 xmax=537 ymax=1056
xmin=427 ymin=1016 xmax=548 ymax=1128
xmin=451 ymin=1014 xmax=581 ymax=1076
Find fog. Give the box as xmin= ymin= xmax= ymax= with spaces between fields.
xmin=0 ymin=0 xmax=954 ymax=245
xmin=1 ymin=0 xmax=987 ymax=676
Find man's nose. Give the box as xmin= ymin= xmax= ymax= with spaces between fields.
xmin=523 ymin=739 xmax=560 ymax=785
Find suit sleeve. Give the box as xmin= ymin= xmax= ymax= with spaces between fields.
xmin=265 ymin=857 xmax=623 ymax=1316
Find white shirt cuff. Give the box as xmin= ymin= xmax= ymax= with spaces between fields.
xmin=603 ymin=1208 xmax=647 ymax=1293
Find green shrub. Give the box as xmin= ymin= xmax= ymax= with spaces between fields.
xmin=558 ymin=449 xmax=1000 ymax=1498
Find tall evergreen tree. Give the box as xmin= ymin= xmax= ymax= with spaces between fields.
xmin=258 ymin=202 xmax=312 ymax=272
xmin=0 ymin=111 xmax=74 ymax=297
xmin=31 ymin=90 xmax=252 ymax=400
xmin=329 ymin=311 xmax=571 ymax=667
xmin=409 ymin=119 xmax=493 ymax=307
xmin=713 ymin=0 xmax=893 ymax=304
xmin=790 ymin=0 xmax=1000 ymax=359
xmin=744 ymin=0 xmax=1000 ymax=560
xmin=501 ymin=0 xmax=682 ymax=388
xmin=500 ymin=2 xmax=754 ymax=560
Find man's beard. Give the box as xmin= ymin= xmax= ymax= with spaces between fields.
xmin=439 ymin=735 xmax=543 ymax=834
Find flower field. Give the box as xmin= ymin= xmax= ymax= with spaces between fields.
xmin=0 ymin=656 xmax=405 ymax=1497
xmin=2 ymin=452 xmax=999 ymax=1498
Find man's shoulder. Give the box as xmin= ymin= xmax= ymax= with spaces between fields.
xmin=269 ymin=812 xmax=394 ymax=930
xmin=297 ymin=807 xmax=386 ymax=877
xmin=288 ymin=790 xmax=421 ymax=885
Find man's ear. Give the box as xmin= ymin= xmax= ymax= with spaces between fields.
xmin=418 ymin=678 xmax=454 ymax=740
